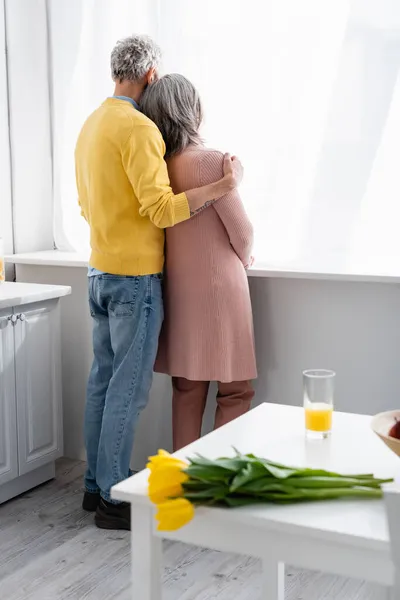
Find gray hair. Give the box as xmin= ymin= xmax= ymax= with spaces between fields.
xmin=111 ymin=35 xmax=161 ymax=83
xmin=140 ymin=74 xmax=203 ymax=157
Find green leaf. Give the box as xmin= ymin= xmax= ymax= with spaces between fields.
xmin=260 ymin=487 xmax=384 ymax=501
xmin=242 ymin=455 xmax=371 ymax=480
xmin=184 ymin=484 xmax=228 ymax=501
xmin=223 ymin=496 xmax=268 ymax=507
xmin=266 ymin=476 xmax=390 ymax=490
xmin=232 ymin=478 xmax=289 ymax=494
xmin=182 ymin=480 xmax=213 ymax=491
xmin=230 ymin=462 xmax=268 ymax=491
xmin=188 ymin=455 xmax=248 ymax=472
xmin=185 ymin=465 xmax=232 ymax=483
xmin=241 ymin=455 xmax=299 ymax=479
xmin=283 ymin=468 xmax=371 ymax=480
xmin=220 ymin=487 xmax=385 ymax=507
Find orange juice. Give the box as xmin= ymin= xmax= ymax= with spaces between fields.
xmin=305 ymin=402 xmax=333 ymax=432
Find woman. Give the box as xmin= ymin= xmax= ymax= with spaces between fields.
xmin=141 ymin=74 xmax=257 ymax=451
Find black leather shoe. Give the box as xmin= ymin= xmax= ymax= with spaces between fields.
xmin=82 ymin=491 xmax=101 ymax=512
xmin=95 ymin=498 xmax=131 ymax=531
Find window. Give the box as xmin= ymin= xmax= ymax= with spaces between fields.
xmin=50 ymin=0 xmax=400 ymax=270
xmin=0 ymin=0 xmax=13 ymax=255
xmin=50 ymin=0 xmax=158 ymax=254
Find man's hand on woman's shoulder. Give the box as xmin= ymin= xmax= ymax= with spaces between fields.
xmin=223 ymin=153 xmax=244 ymax=191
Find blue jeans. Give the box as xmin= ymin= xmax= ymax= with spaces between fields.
xmin=84 ymin=273 xmax=163 ymax=502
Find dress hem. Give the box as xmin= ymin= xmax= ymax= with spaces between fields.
xmin=154 ymin=367 xmax=258 ymax=384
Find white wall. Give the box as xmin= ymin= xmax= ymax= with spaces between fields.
xmin=15 ymin=265 xmax=400 ymax=470
xmin=250 ymin=277 xmax=400 ymax=413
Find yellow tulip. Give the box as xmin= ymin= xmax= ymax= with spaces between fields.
xmin=155 ymin=497 xmax=195 ymax=531
xmin=147 ymin=450 xmax=189 ymax=504
xmin=147 ymin=449 xmax=188 ymax=473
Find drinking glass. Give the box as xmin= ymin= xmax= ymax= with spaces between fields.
xmin=303 ymin=369 xmax=335 ymax=439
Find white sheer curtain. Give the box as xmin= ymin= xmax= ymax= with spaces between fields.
xmin=51 ymin=0 xmax=400 ymax=270
xmin=50 ymin=0 xmax=159 ymax=253
xmin=158 ymin=0 xmax=350 ymax=263
xmin=0 ymin=0 xmax=13 ymax=255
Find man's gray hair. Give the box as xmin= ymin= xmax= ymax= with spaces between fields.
xmin=111 ymin=35 xmax=161 ymax=82
xmin=140 ymin=74 xmax=203 ymax=157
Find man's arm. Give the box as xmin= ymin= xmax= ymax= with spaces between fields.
xmin=186 ymin=153 xmax=242 ymax=216
xmin=122 ymin=124 xmax=242 ymax=228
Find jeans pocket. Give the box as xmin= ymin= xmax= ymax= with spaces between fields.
xmin=107 ymin=277 xmax=140 ymax=317
xmin=109 ymin=301 xmax=136 ymax=317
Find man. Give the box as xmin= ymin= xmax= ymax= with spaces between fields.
xmin=75 ymin=35 xmax=243 ymax=531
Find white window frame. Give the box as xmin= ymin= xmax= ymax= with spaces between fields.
xmin=0 ymin=0 xmax=13 ymax=256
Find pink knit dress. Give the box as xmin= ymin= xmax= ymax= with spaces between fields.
xmin=155 ymin=146 xmax=257 ymax=383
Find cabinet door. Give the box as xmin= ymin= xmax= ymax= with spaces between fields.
xmin=14 ymin=300 xmax=63 ymax=475
xmin=0 ymin=311 xmax=18 ymax=485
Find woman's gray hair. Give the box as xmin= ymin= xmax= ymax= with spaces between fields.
xmin=140 ymin=74 xmax=203 ymax=157
xmin=111 ymin=35 xmax=161 ymax=82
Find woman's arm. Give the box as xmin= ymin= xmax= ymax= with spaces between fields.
xmin=199 ymin=151 xmax=254 ymax=267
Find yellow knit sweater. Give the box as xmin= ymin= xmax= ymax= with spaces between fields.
xmin=75 ymin=98 xmax=190 ymax=275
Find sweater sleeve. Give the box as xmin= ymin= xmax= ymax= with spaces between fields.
xmin=122 ymin=124 xmax=190 ymax=228
xmin=78 ymin=197 xmax=87 ymax=221
xmin=199 ymin=151 xmax=254 ymax=266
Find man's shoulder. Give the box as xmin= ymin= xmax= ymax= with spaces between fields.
xmin=83 ymin=100 xmax=159 ymax=136
xmin=132 ymin=109 xmax=158 ymax=129
xmin=105 ymin=102 xmax=158 ymax=131
xmin=76 ymin=101 xmax=163 ymax=155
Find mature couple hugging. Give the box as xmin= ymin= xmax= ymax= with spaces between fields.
xmin=75 ymin=34 xmax=257 ymax=531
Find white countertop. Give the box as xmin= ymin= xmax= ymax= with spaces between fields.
xmin=0 ymin=281 xmax=71 ymax=310
xmin=6 ymin=250 xmax=400 ymax=284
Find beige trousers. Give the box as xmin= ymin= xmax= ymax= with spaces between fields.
xmin=171 ymin=377 xmax=254 ymax=451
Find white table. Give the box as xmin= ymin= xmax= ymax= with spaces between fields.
xmin=112 ymin=403 xmax=400 ymax=599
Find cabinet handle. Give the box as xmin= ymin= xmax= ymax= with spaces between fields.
xmin=0 ymin=318 xmax=9 ymax=329
xmin=8 ymin=314 xmax=17 ymax=325
xmin=17 ymin=314 xmax=26 ymax=322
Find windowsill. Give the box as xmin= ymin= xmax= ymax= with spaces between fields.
xmin=6 ymin=250 xmax=90 ymax=268
xmin=6 ymin=250 xmax=400 ymax=284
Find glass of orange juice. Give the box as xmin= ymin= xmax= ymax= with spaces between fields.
xmin=303 ymin=369 xmax=335 ymax=439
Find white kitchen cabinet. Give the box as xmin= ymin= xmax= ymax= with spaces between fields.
xmin=15 ymin=300 xmax=63 ymax=475
xmin=0 ymin=309 xmax=18 ymax=486
xmin=0 ymin=283 xmax=70 ymax=504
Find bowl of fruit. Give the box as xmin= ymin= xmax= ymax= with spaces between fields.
xmin=371 ymin=410 xmax=400 ymax=457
